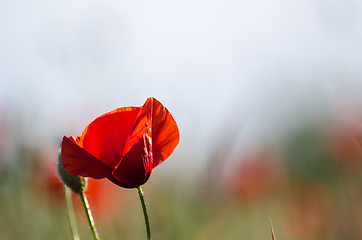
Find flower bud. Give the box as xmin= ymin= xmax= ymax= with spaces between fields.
xmin=57 ymin=152 xmax=86 ymax=194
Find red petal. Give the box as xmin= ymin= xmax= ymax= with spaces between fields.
xmin=149 ymin=98 xmax=180 ymax=167
xmin=111 ymin=133 xmax=152 ymax=188
xmin=61 ymin=136 xmax=112 ymax=178
xmin=107 ymin=175 xmax=133 ymax=188
xmin=121 ymin=103 xmax=150 ymax=158
xmin=79 ymin=107 xmax=141 ymax=169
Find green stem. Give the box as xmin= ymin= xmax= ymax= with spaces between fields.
xmin=64 ymin=185 xmax=80 ymax=240
xmin=79 ymin=191 xmax=100 ymax=240
xmin=137 ymin=186 xmax=151 ymax=240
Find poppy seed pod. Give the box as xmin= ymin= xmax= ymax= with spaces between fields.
xmin=57 ymin=153 xmax=86 ymax=194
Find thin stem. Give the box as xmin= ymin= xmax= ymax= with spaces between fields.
xmin=137 ymin=186 xmax=151 ymax=240
xmin=79 ymin=191 xmax=100 ymax=240
xmin=64 ymin=185 xmax=80 ymax=240
xmin=270 ymin=218 xmax=276 ymax=240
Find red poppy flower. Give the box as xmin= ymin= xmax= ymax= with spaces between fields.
xmin=61 ymin=97 xmax=179 ymax=188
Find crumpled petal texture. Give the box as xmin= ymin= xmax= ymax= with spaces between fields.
xmin=61 ymin=97 xmax=179 ymax=188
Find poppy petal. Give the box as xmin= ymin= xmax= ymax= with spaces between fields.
xmin=107 ymin=175 xmax=134 ymax=188
xmin=61 ymin=136 xmax=112 ymax=178
xmin=121 ymin=102 xmax=150 ymax=158
xmin=112 ymin=132 xmax=153 ymax=188
xmin=149 ymin=98 xmax=180 ymax=167
xmin=122 ymin=108 xmax=151 ymax=156
xmin=80 ymin=107 xmax=141 ymax=169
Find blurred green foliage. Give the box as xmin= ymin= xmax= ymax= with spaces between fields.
xmin=1 ymin=117 xmax=362 ymax=239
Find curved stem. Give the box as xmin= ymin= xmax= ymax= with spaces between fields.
xmin=270 ymin=218 xmax=276 ymax=240
xmin=137 ymin=186 xmax=151 ymax=240
xmin=79 ymin=191 xmax=100 ymax=240
xmin=64 ymin=185 xmax=80 ymax=240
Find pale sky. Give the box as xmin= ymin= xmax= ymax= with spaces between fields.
xmin=1 ymin=0 xmax=362 ymax=172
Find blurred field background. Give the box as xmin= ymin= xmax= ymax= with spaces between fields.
xmin=1 ymin=0 xmax=362 ymax=239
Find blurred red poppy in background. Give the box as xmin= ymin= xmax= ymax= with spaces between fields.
xmin=230 ymin=149 xmax=281 ymax=200
xmin=327 ymin=100 xmax=362 ymax=170
xmin=44 ymin=159 xmax=123 ymax=220
xmin=61 ymin=97 xmax=179 ymax=188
